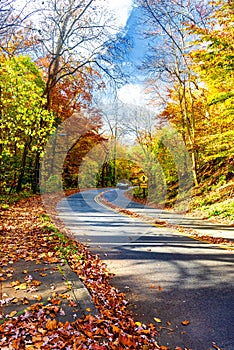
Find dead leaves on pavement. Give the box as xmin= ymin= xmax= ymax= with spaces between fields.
xmin=0 ymin=196 xmax=160 ymax=349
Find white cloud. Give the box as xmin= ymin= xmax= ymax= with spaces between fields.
xmin=106 ymin=0 xmax=133 ymax=28
xmin=117 ymin=83 xmax=149 ymax=106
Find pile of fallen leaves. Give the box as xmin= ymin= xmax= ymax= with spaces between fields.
xmin=0 ymin=195 xmax=161 ymax=349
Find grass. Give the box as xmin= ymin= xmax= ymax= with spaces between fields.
xmin=190 ymin=197 xmax=234 ymax=223
xmin=0 ymin=189 xmax=34 ymax=208
xmin=188 ymin=174 xmax=234 ymax=223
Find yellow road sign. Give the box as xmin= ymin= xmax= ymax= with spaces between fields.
xmin=139 ymin=174 xmax=148 ymax=182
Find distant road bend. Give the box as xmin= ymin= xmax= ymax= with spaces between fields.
xmin=57 ymin=188 xmax=234 ymax=350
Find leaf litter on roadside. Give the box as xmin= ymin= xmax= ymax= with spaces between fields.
xmin=0 ymin=195 xmax=161 ymax=349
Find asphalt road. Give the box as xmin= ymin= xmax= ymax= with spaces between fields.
xmin=56 ymin=189 xmax=234 ymax=350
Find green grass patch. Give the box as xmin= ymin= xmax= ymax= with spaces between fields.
xmin=0 ymin=190 xmax=34 ymax=208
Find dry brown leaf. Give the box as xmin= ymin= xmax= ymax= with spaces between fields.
xmin=32 ymin=279 xmax=42 ymax=286
xmin=22 ymin=297 xmax=29 ymax=305
xmin=46 ymin=319 xmax=57 ymax=330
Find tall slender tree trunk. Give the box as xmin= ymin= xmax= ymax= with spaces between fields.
xmin=16 ymin=139 xmax=31 ymax=192
xmin=32 ymin=151 xmax=40 ymax=194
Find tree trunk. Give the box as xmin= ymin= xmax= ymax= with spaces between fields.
xmin=16 ymin=141 xmax=30 ymax=192
xmin=32 ymin=151 xmax=40 ymax=194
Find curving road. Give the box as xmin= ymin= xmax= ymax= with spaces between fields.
xmin=57 ymin=188 xmax=234 ymax=350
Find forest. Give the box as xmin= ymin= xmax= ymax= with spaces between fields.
xmin=0 ymin=0 xmax=233 ymax=221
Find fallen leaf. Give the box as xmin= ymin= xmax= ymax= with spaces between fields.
xmin=22 ymin=297 xmax=29 ymax=305
xmin=69 ymin=300 xmax=77 ymax=307
xmin=181 ymin=319 xmax=190 ymax=326
xmin=46 ymin=319 xmax=57 ymax=330
xmin=11 ymin=298 xmax=19 ymax=303
xmin=8 ymin=310 xmax=17 ymax=317
xmin=212 ymin=342 xmax=222 ymax=350
xmin=32 ymin=280 xmax=42 ymax=286
xmin=154 ymin=317 xmax=162 ymax=323
xmin=10 ymin=280 xmax=21 ymax=287
xmin=14 ymin=283 xmax=27 ymax=290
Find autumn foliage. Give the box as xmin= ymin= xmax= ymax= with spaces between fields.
xmin=0 ymin=196 xmax=160 ymax=349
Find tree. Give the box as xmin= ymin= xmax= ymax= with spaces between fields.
xmin=27 ymin=0 xmax=124 ymax=109
xmin=0 ymin=0 xmax=40 ymax=54
xmin=189 ymin=0 xmax=234 ymax=118
xmin=0 ymin=0 xmax=130 ymax=194
xmin=0 ymin=0 xmax=14 ymax=44
xmin=187 ymin=0 xmax=234 ymax=179
xmin=0 ymin=55 xmax=55 ymax=192
xmin=18 ymin=0 xmax=128 ymax=191
xmin=134 ymin=0 xmax=212 ymax=186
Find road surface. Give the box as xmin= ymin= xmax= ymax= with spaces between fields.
xmin=56 ymin=188 xmax=234 ymax=350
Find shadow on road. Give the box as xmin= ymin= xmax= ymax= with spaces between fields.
xmin=93 ymin=238 xmax=234 ymax=350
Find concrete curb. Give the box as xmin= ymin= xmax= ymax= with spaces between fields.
xmin=0 ymin=259 xmax=98 ymax=323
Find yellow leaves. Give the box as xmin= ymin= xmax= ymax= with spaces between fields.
xmin=154 ymin=317 xmax=162 ymax=323
xmin=14 ymin=283 xmax=27 ymax=290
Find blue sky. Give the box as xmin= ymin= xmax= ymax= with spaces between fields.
xmin=124 ymin=6 xmax=148 ymax=70
xmin=116 ymin=6 xmax=152 ymax=106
